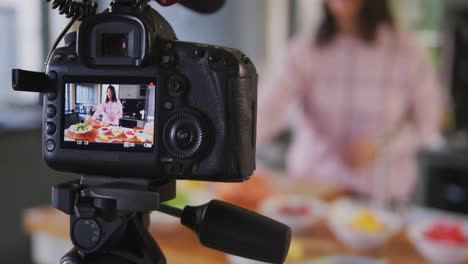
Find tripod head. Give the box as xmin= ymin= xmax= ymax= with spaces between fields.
xmin=54 ymin=176 xmax=291 ymax=264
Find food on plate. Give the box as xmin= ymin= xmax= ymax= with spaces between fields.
xmin=125 ymin=130 xmax=136 ymax=139
xmin=349 ymin=209 xmax=386 ymax=234
xmin=97 ymin=134 xmax=109 ymax=142
xmin=279 ymin=204 xmax=310 ymax=216
xmin=112 ymin=128 xmax=123 ymax=137
xmin=261 ymin=196 xmax=325 ymax=234
xmin=424 ymin=221 xmax=468 ymax=246
xmin=137 ymin=135 xmax=146 ymax=143
xmin=99 ymin=127 xmax=110 ymax=134
xmin=74 ymin=123 xmax=90 ymax=132
xmin=91 ymin=121 xmax=101 ymax=129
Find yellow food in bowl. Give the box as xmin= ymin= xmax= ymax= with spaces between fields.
xmin=349 ymin=209 xmax=385 ymax=234
xmin=97 ymin=134 xmax=109 ymax=141
xmin=137 ymin=135 xmax=146 ymax=143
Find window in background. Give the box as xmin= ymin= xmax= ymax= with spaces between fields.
xmin=0 ymin=1 xmax=44 ymax=130
xmin=0 ymin=8 xmax=16 ymax=104
xmin=76 ymin=85 xmax=96 ymax=105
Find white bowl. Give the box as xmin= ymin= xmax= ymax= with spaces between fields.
xmin=328 ymin=200 xmax=403 ymax=251
xmin=125 ymin=130 xmax=136 ymax=139
xmin=259 ymin=195 xmax=326 ymax=234
xmin=408 ymin=221 xmax=468 ymax=264
xmin=99 ymin=127 xmax=111 ymax=135
xmin=111 ymin=128 xmax=123 ymax=137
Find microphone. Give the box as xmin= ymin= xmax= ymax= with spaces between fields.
xmin=178 ymin=0 xmax=226 ymax=14
xmin=155 ymin=0 xmax=226 ymax=14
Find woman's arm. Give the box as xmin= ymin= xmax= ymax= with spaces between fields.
xmin=116 ymin=101 xmax=123 ymax=120
xmin=257 ymin=34 xmax=313 ymax=146
xmin=92 ymin=104 xmax=104 ymax=120
xmin=407 ymin=38 xmax=445 ymax=147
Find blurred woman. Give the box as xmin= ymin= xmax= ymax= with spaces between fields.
xmin=92 ymin=85 xmax=123 ymax=126
xmin=257 ymin=0 xmax=445 ymax=201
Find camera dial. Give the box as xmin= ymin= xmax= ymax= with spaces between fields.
xmin=163 ymin=112 xmax=205 ymax=159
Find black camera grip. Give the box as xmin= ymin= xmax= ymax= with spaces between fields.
xmin=181 ymin=200 xmax=291 ymax=264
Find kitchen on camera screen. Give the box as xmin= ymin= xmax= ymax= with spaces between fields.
xmin=62 ymin=82 xmax=156 ymax=152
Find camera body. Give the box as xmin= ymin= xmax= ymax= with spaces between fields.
xmin=38 ymin=2 xmax=257 ymax=182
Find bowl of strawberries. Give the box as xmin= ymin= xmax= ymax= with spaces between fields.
xmin=409 ymin=219 xmax=468 ymax=264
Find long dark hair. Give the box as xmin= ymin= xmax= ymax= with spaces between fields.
xmin=316 ymin=0 xmax=395 ymax=46
xmin=106 ymin=85 xmax=118 ymax=103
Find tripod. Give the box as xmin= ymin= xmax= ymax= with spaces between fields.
xmin=53 ymin=176 xmax=291 ymax=264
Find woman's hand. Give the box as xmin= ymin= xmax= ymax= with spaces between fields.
xmin=341 ymin=137 xmax=380 ymax=171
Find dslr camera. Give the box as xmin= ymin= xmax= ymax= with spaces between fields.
xmin=13 ymin=0 xmax=258 ymax=182
xmin=12 ymin=1 xmax=291 ymax=263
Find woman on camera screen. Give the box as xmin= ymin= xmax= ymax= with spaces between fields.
xmin=92 ymin=85 xmax=123 ymax=126
xmin=257 ymin=0 xmax=445 ymax=202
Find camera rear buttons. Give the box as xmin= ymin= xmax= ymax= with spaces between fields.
xmin=46 ymin=140 xmax=56 ymax=152
xmin=52 ymin=53 xmax=63 ymax=62
xmin=67 ymin=53 xmax=77 ymax=62
xmin=47 ymin=105 xmax=57 ymax=118
xmin=47 ymin=91 xmax=57 ymax=101
xmin=167 ymin=75 xmax=187 ymax=97
xmin=46 ymin=122 xmax=57 ymax=136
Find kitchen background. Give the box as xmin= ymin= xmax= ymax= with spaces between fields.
xmin=1 ymin=0 xmax=468 ymax=263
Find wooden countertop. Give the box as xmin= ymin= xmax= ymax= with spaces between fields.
xmin=23 ymin=191 xmax=456 ymax=264
xmin=23 ymin=207 xmax=437 ymax=264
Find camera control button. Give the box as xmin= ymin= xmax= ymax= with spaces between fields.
xmin=163 ymin=101 xmax=174 ymax=111
xmin=67 ymin=53 xmax=77 ymax=62
xmin=46 ymin=122 xmax=56 ymax=136
xmin=163 ymin=113 xmax=204 ymax=159
xmin=52 ymin=53 xmax=63 ymax=62
xmin=160 ymin=54 xmax=177 ymax=67
xmin=46 ymin=140 xmax=56 ymax=152
xmin=175 ymin=127 xmax=195 ymax=149
xmin=47 ymin=91 xmax=57 ymax=101
xmin=46 ymin=105 xmax=57 ymax=118
xmin=167 ymin=75 xmax=187 ymax=97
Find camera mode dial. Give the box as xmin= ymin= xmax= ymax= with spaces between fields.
xmin=163 ymin=112 xmax=205 ymax=159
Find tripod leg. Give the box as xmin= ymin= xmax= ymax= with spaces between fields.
xmin=129 ymin=213 xmax=167 ymax=264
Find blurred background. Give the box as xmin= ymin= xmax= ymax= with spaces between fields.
xmin=3 ymin=0 xmax=468 ymax=263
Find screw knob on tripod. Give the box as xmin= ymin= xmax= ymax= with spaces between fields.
xmin=72 ymin=219 xmax=102 ymax=250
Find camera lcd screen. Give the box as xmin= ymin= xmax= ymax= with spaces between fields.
xmin=62 ymin=82 xmax=156 ymax=152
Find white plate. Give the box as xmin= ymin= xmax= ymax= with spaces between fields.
xmin=69 ymin=124 xmax=92 ymax=134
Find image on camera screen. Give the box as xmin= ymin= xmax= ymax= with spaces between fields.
xmin=62 ymin=82 xmax=156 ymax=152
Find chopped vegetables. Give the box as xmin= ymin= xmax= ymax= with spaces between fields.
xmin=75 ymin=123 xmax=89 ymax=132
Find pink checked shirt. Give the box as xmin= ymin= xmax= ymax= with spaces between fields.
xmin=257 ymin=26 xmax=445 ymax=201
xmin=93 ymin=101 xmax=123 ymax=126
